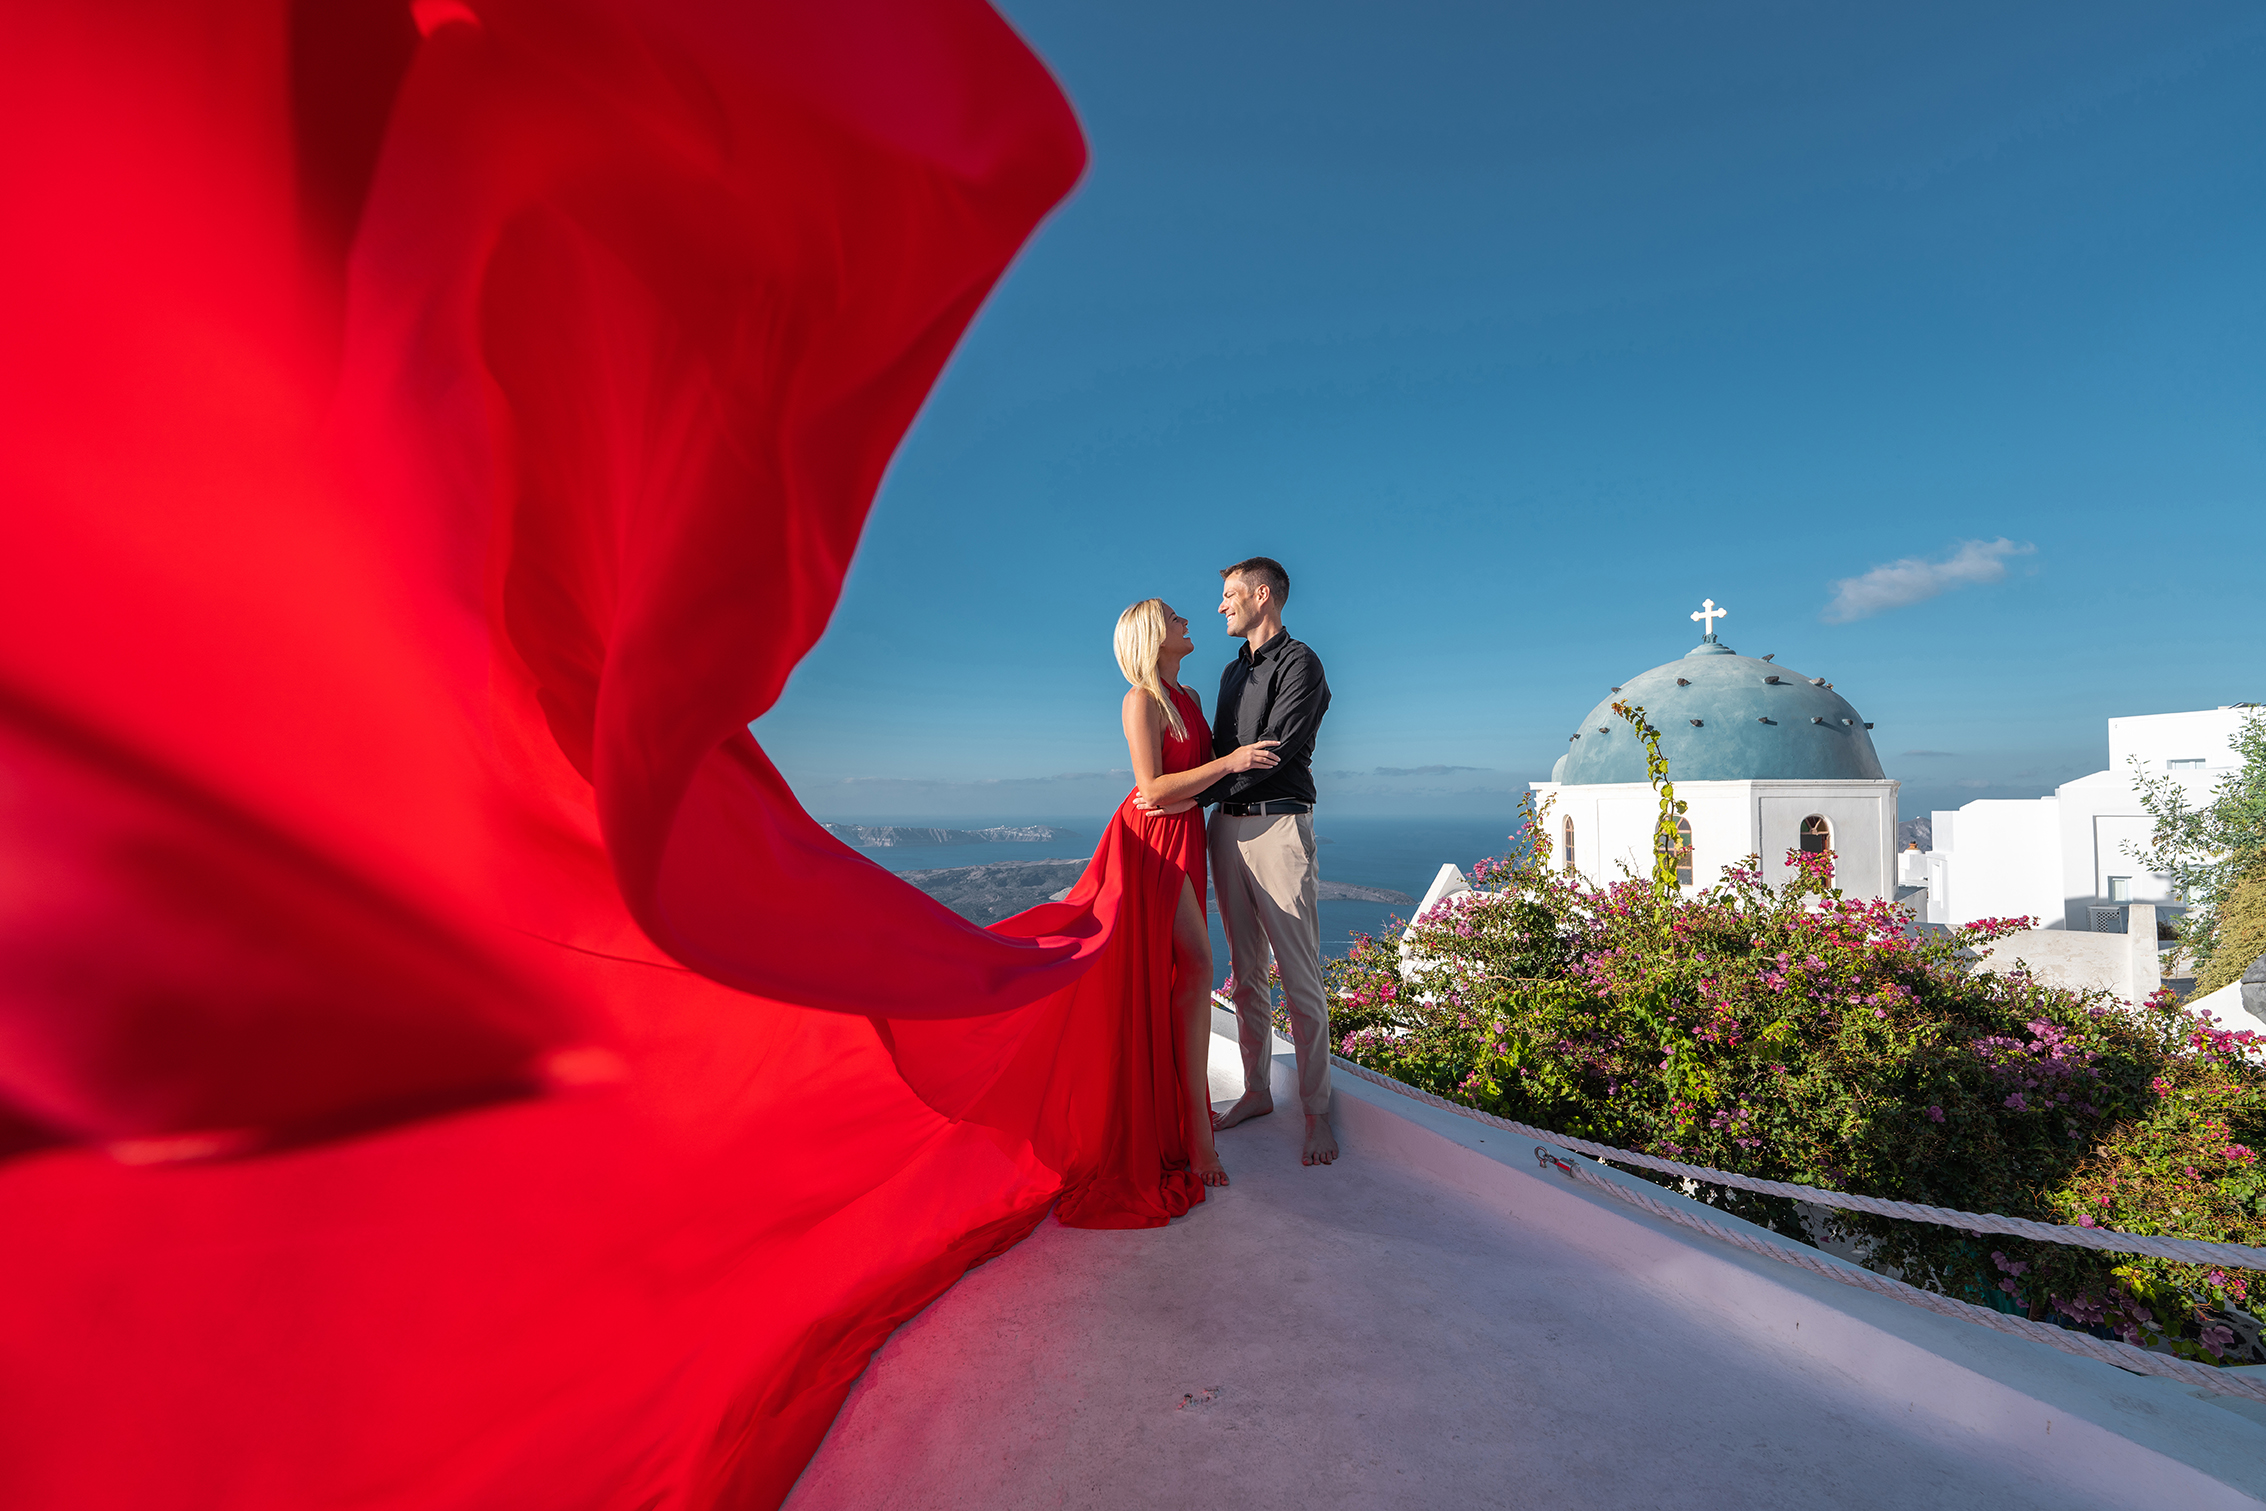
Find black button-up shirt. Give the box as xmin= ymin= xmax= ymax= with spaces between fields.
xmin=1202 ymin=631 xmax=1330 ymax=807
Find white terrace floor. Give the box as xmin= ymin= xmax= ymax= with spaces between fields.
xmin=786 ymin=1012 xmax=2266 ymax=1511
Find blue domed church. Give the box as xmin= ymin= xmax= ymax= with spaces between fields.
xmin=1529 ymin=601 xmax=1900 ymax=900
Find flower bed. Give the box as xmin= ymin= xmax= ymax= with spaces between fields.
xmin=1323 ymin=819 xmax=2266 ymax=1366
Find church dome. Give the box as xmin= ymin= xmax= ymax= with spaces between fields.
xmin=1556 ymin=630 xmax=1885 ymax=786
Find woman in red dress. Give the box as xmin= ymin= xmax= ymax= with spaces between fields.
xmin=1100 ymin=598 xmax=1279 ymax=1196
xmin=873 ymin=599 xmax=1282 ymax=1231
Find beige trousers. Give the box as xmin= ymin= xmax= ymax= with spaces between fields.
xmin=1208 ymin=811 xmax=1333 ymax=1115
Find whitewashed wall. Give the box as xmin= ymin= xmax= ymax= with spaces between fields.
xmin=1756 ymin=785 xmax=1896 ymax=898
xmin=1922 ymin=706 xmax=2254 ymax=932
xmin=1926 ymin=797 xmax=2065 ymax=928
xmin=2109 ymin=707 xmax=2253 ymax=773
xmin=1531 ymin=779 xmax=1897 ymax=901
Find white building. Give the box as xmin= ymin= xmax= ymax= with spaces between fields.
xmin=1529 ymin=602 xmax=1899 ymax=901
xmin=1920 ymin=706 xmax=2257 ymax=933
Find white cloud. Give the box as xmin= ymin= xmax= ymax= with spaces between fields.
xmin=1822 ymin=538 xmax=2035 ymax=623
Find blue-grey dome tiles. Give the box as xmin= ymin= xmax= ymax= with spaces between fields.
xmin=1557 ymin=640 xmax=1886 ymax=785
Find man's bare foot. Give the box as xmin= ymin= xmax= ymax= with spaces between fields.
xmin=1302 ymin=1113 xmax=1338 ymax=1166
xmin=1193 ymin=1151 xmax=1230 ymax=1187
xmin=1211 ymin=1091 xmax=1273 ymax=1132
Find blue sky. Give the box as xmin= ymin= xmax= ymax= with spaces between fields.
xmin=757 ymin=0 xmax=2266 ymax=820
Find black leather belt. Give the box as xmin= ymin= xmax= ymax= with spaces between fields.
xmin=1219 ymin=800 xmax=1311 ymax=816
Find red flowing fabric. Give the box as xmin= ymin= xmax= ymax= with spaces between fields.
xmin=0 ymin=2 xmax=1206 ymax=1506
xmin=894 ymin=682 xmax=1213 ymax=1231
xmin=1047 ymin=683 xmax=1212 ymax=1227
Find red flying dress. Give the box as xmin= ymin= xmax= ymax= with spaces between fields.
xmin=1032 ymin=682 xmax=1212 ymax=1229
xmin=0 ymin=3 xmax=1198 ymax=1509
xmin=875 ymin=681 xmax=1213 ymax=1231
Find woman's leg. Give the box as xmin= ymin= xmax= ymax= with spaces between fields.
xmin=1172 ymin=876 xmax=1228 ymax=1186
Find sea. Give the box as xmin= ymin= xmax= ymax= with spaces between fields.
xmin=829 ymin=812 xmax=1529 ymax=985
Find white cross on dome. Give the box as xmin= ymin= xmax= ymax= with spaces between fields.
xmin=1690 ymin=598 xmax=1728 ymax=639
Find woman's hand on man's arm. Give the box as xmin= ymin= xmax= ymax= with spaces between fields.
xmin=1222 ymin=739 xmax=1281 ymax=774
xmin=1130 ymin=740 xmax=1276 ymax=813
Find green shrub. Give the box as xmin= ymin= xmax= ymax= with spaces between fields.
xmin=2192 ymin=865 xmax=2266 ymax=999
xmin=2130 ymin=708 xmax=2266 ymax=978
xmin=2042 ymin=1037 xmax=2266 ymax=1354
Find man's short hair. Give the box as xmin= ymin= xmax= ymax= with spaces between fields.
xmin=1220 ymin=556 xmax=1289 ymax=606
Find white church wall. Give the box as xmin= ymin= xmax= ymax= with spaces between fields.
xmin=1681 ymin=787 xmax=1758 ymax=891
xmin=1531 ymin=788 xmax=1676 ymax=892
xmin=1755 ymin=784 xmax=1895 ymax=901
xmin=1535 ymin=779 xmax=1718 ymax=890
xmin=1531 ymin=784 xmax=1594 ymax=881
xmin=1591 ymin=785 xmax=1672 ymax=884
xmin=1532 ymin=779 xmax=1894 ymax=901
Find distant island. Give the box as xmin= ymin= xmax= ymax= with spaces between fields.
xmin=896 ymin=859 xmax=1411 ymax=927
xmin=826 ymin=823 xmax=1082 ymax=848
xmin=1310 ymin=881 xmax=1415 ymax=903
xmin=902 ymin=860 xmax=1090 ymax=926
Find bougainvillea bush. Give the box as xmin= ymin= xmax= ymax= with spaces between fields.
xmin=1325 ymin=806 xmax=2266 ymax=1365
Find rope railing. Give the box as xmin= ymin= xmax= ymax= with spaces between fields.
xmin=1317 ymin=1050 xmax=2266 ymax=1270
xmin=1528 ymin=1138 xmax=2266 ymax=1406
xmin=1211 ymin=997 xmax=2265 ymax=1401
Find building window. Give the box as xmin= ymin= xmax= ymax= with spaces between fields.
xmin=1800 ymin=815 xmax=1832 ymax=854
xmin=2169 ymin=758 xmax=2204 ymax=771
xmin=1657 ymin=816 xmax=1694 ymax=886
xmin=2107 ymin=876 xmax=2131 ymax=903
xmin=1562 ymin=816 xmax=1576 ymax=875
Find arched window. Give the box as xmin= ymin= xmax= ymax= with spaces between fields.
xmin=1800 ymin=815 xmax=1832 ymax=854
xmin=1657 ymin=815 xmax=1694 ymax=886
xmin=1562 ymin=816 xmax=1576 ymax=875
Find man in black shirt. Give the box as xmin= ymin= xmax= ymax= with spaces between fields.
xmin=1203 ymin=556 xmax=1337 ymax=1166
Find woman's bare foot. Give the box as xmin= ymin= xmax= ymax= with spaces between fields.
xmin=1193 ymin=1150 xmax=1230 ymax=1187
xmin=1302 ymin=1113 xmax=1338 ymax=1166
xmin=1211 ymin=1091 xmax=1273 ymax=1132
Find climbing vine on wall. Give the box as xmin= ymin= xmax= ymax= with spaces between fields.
xmin=1611 ymin=699 xmax=1687 ymax=903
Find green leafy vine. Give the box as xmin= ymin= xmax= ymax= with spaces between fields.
xmin=1611 ymin=699 xmax=1688 ymax=902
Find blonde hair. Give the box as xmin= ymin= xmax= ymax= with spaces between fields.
xmin=1113 ymin=598 xmax=1187 ymax=740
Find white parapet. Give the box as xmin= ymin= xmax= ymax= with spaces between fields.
xmin=2190 ymin=975 xmax=2266 ymax=1035
xmin=1974 ymin=902 xmax=2162 ymax=1006
xmin=1397 ymin=862 xmax=1472 ymax=980
xmin=1408 ymin=863 xmax=1469 ymax=925
xmin=2126 ymin=903 xmax=2161 ymax=1005
xmin=1395 ymin=869 xmax=1468 ymax=951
